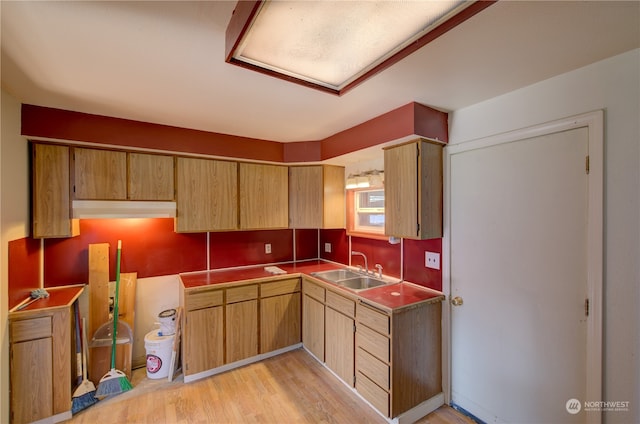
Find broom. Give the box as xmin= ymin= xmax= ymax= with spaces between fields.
xmin=72 ymin=317 xmax=98 ymax=413
xmin=95 ymin=240 xmax=133 ymax=398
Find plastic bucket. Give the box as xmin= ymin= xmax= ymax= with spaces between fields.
xmin=157 ymin=309 xmax=177 ymax=336
xmin=144 ymin=330 xmax=174 ymax=379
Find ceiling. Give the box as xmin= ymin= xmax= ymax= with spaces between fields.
xmin=1 ymin=1 xmax=639 ymax=146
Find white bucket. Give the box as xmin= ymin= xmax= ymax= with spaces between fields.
xmin=157 ymin=309 xmax=176 ymax=336
xmin=144 ymin=330 xmax=175 ymax=379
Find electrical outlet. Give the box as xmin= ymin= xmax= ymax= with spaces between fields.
xmin=324 ymin=243 xmax=332 ymax=253
xmin=425 ymin=252 xmax=440 ymax=270
xmin=265 ymin=243 xmax=272 ymax=254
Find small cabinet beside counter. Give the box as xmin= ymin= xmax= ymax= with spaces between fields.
xmin=8 ymin=286 xmax=83 ymax=424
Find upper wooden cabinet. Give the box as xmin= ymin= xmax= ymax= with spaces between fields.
xmin=289 ymin=165 xmax=345 ymax=229
xmin=73 ymin=148 xmax=127 ymax=200
xmin=32 ymin=143 xmax=79 ymax=238
xmin=240 ymin=163 xmax=288 ymax=229
xmin=73 ymin=148 xmax=175 ymax=201
xmin=175 ymin=157 xmax=238 ymax=233
xmin=128 ymin=153 xmax=175 ymax=200
xmin=384 ymin=139 xmax=443 ymax=239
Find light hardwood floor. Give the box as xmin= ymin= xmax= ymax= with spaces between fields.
xmin=66 ymin=348 xmax=475 ymax=423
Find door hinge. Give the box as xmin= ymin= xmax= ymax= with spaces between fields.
xmin=585 ymin=298 xmax=589 ymax=317
xmin=353 ymin=324 xmax=356 ymax=333
xmin=353 ymin=375 xmax=356 ymax=385
xmin=585 ymin=155 xmax=590 ymax=174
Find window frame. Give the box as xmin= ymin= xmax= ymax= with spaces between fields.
xmin=346 ymin=186 xmax=387 ymax=240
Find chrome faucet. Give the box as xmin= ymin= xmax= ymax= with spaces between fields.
xmin=351 ymin=251 xmax=369 ymax=274
xmin=374 ymin=264 xmax=383 ymax=279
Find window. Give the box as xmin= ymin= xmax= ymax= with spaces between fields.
xmin=348 ymin=188 xmax=385 ymax=237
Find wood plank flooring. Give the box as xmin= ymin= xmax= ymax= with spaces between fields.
xmin=66 ymin=348 xmax=475 ymax=423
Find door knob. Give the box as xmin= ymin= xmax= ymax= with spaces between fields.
xmin=451 ymin=296 xmax=464 ymax=306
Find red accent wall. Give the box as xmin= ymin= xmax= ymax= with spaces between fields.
xmin=404 ymin=238 xmax=443 ymax=291
xmin=209 ymin=229 xmax=293 ymax=269
xmin=8 ymin=237 xmax=41 ymax=309
xmin=21 ymin=102 xmax=447 ymax=163
xmin=319 ymin=229 xmax=350 ymax=265
xmin=21 ymin=105 xmax=284 ymax=162
xmin=319 ymin=229 xmax=443 ymax=291
xmin=295 ymin=229 xmax=319 ymax=261
xmin=43 ymin=218 xmax=207 ymax=286
xmin=350 ymin=236 xmax=402 ymax=278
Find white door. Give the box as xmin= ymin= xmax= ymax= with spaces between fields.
xmin=449 ymin=127 xmax=591 ymax=423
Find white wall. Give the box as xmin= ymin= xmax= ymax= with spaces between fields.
xmin=448 ymin=49 xmax=640 ymax=424
xmin=1 ymin=90 xmax=31 ymax=423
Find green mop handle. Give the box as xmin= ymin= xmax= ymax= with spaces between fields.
xmin=110 ymin=240 xmax=122 ymax=369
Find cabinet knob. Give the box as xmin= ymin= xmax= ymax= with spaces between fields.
xmin=451 ymin=296 xmax=464 ymax=306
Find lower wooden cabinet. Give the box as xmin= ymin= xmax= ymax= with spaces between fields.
xmin=184 ymin=305 xmax=224 ymax=375
xmin=182 ymin=278 xmax=302 ymax=380
xmin=356 ymin=300 xmax=442 ymax=418
xmin=325 ymin=291 xmax=356 ymax=387
xmin=302 ymin=279 xmax=325 ymax=361
xmin=225 ymin=285 xmax=258 ymax=363
xmin=9 ymin=298 xmax=75 ymax=424
xmin=260 ymin=279 xmax=301 ymax=353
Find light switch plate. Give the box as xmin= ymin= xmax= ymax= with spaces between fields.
xmin=324 ymin=243 xmax=332 ymax=253
xmin=265 ymin=243 xmax=272 ymax=254
xmin=425 ymin=252 xmax=440 ymax=270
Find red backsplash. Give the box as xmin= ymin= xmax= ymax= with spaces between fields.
xmin=319 ymin=229 xmax=443 ymax=291
xmin=209 ymin=229 xmax=294 ymax=269
xmin=404 ymin=238 xmax=443 ymax=291
xmin=319 ymin=229 xmax=350 ymax=265
xmin=7 ymin=220 xmax=442 ymax=308
xmin=43 ymin=218 xmax=207 ymax=286
xmin=8 ymin=237 xmax=41 ymax=309
xmin=295 ymin=229 xmax=319 ymax=261
xmin=350 ymin=237 xmax=402 ymax=278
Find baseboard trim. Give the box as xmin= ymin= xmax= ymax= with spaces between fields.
xmin=183 ymin=343 xmax=302 ymax=383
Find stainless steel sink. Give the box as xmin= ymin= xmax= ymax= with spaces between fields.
xmin=335 ymin=276 xmax=387 ymax=291
xmin=311 ymin=269 xmax=361 ymax=282
xmin=310 ymin=269 xmax=388 ymax=291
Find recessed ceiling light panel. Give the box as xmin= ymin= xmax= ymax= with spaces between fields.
xmin=226 ymin=1 xmax=495 ymax=95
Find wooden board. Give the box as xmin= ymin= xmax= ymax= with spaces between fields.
xmin=88 ymin=243 xmax=110 ymax=385
xmin=88 ymin=244 xmax=137 ymax=383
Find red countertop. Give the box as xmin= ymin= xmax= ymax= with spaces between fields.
xmin=10 ymin=285 xmax=85 ymax=314
xmin=180 ymin=260 xmax=443 ymax=311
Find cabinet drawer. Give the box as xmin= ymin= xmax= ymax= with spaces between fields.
xmin=261 ymin=278 xmax=300 ymax=298
xmin=303 ymin=279 xmax=325 ymax=302
xmin=357 ymin=303 xmax=389 ymax=335
xmin=326 ymin=291 xmax=355 ymax=317
xmin=356 ymin=371 xmax=389 ymax=417
xmin=185 ymin=289 xmax=223 ymax=311
xmin=10 ymin=317 xmax=52 ymax=342
xmin=357 ymin=323 xmax=390 ymax=362
xmin=356 ymin=347 xmax=389 ymax=390
xmin=226 ymin=285 xmax=258 ymax=303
